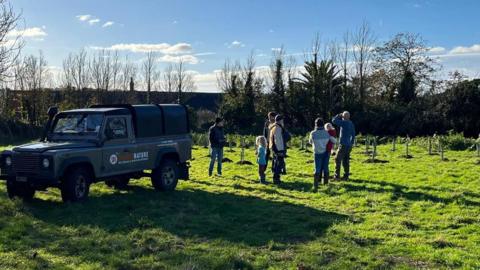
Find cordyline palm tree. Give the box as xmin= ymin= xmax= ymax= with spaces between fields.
xmin=298 ymin=54 xmax=342 ymax=122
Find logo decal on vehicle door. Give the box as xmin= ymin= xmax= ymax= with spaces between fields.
xmin=109 ymin=154 xmax=118 ymax=165
xmin=111 ymin=151 xmax=149 ymax=165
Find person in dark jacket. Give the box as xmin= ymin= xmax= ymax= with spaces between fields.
xmin=263 ymin=112 xmax=277 ymax=168
xmin=332 ymin=111 xmax=356 ymax=180
xmin=208 ymin=117 xmax=226 ymax=176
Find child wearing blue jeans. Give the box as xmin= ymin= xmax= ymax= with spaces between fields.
xmin=256 ymin=136 xmax=267 ymax=184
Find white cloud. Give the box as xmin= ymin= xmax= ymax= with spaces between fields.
xmin=76 ymin=14 xmax=105 ymax=26
xmin=102 ymin=21 xmax=114 ymax=28
xmin=93 ymin=42 xmax=192 ymax=54
xmin=172 ymin=20 xmax=178 ymax=24
xmin=7 ymin=27 xmax=47 ymax=39
xmin=159 ymin=54 xmax=199 ymax=64
xmin=228 ymin=40 xmax=245 ymax=48
xmin=88 ymin=18 xmax=100 ymax=25
xmin=450 ymin=44 xmax=480 ymax=55
xmin=76 ymin=14 xmax=92 ymax=21
xmin=194 ymin=52 xmax=216 ymax=56
xmin=428 ymin=46 xmax=446 ymax=54
xmin=190 ymin=70 xmax=221 ymax=92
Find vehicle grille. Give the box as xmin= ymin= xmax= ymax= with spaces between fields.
xmin=13 ymin=154 xmax=40 ymax=173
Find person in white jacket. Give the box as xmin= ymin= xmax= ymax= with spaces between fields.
xmin=309 ymin=118 xmax=337 ymax=191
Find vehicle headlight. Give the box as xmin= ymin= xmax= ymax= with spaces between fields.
xmin=5 ymin=156 xmax=12 ymax=166
xmin=42 ymin=158 xmax=50 ymax=168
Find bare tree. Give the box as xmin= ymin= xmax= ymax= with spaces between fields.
xmin=161 ymin=63 xmax=175 ymax=92
xmin=352 ymin=21 xmax=376 ymax=107
xmin=121 ymin=55 xmax=137 ymax=91
xmin=23 ymin=51 xmax=47 ymax=91
xmin=90 ymin=49 xmax=112 ymax=91
xmin=374 ymin=33 xmax=437 ymax=84
xmin=19 ymin=51 xmax=49 ymax=124
xmin=62 ymin=53 xmax=75 ymax=88
xmin=216 ymin=59 xmax=241 ymax=95
xmin=0 ymin=0 xmax=23 ymax=82
xmin=62 ymin=48 xmax=89 ymax=90
xmin=340 ymin=31 xmax=350 ymax=103
xmin=142 ymin=51 xmax=157 ymax=103
xmin=110 ymin=50 xmax=121 ymax=90
xmin=173 ymin=58 xmax=195 ymax=103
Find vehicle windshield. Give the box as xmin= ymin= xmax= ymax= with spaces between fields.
xmin=52 ymin=113 xmax=104 ymax=136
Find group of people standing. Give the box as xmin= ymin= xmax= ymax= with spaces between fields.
xmin=207 ymin=110 xmax=355 ymax=192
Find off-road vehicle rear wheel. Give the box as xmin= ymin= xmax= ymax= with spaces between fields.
xmin=6 ymin=178 xmax=35 ymax=201
xmin=151 ymin=159 xmax=179 ymax=191
xmin=61 ymin=167 xmax=91 ymax=202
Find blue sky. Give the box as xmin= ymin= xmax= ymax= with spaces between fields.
xmin=12 ymin=0 xmax=480 ymax=91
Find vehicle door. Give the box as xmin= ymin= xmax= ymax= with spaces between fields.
xmin=101 ymin=115 xmax=136 ymax=177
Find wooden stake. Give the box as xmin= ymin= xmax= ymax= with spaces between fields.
xmin=428 ymin=137 xmax=432 ymax=155
xmin=440 ymin=142 xmax=444 ymax=161
xmin=240 ymin=137 xmax=245 ymax=162
xmin=392 ymin=137 xmax=396 ymax=152
xmin=406 ymin=138 xmax=409 ymax=157
xmin=365 ymin=136 xmax=370 ymax=153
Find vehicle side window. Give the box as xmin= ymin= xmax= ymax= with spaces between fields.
xmin=105 ymin=117 xmax=128 ymax=140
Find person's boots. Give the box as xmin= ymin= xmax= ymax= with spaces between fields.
xmin=313 ymin=174 xmax=320 ymax=191
xmin=323 ymin=174 xmax=329 ymax=185
xmin=273 ymin=174 xmax=281 ymax=185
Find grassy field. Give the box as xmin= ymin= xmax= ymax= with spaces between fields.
xmin=0 ymin=143 xmax=479 ymax=269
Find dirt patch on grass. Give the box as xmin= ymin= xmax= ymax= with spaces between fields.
xmin=431 ymin=237 xmax=455 ymax=249
xmin=236 ymin=160 xmax=253 ymax=165
xmin=401 ymin=220 xmax=419 ymax=230
xmin=363 ymin=159 xmax=389 ymax=164
xmin=222 ymin=158 xmax=233 ymax=163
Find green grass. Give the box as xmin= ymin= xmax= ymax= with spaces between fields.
xmin=0 ymin=143 xmax=479 ymax=269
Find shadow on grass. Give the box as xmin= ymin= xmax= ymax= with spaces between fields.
xmin=27 ymin=186 xmax=347 ymax=246
xmin=345 ymin=179 xmax=480 ymax=207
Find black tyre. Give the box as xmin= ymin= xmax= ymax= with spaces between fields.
xmin=151 ymin=160 xmax=179 ymax=191
xmin=61 ymin=167 xmax=91 ymax=202
xmin=6 ymin=178 xmax=35 ymax=201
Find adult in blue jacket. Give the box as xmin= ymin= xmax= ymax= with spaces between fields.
xmin=332 ymin=111 xmax=356 ymax=180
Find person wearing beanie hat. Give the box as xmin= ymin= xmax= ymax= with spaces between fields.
xmin=208 ymin=117 xmax=226 ymax=176
xmin=268 ymin=114 xmax=286 ymax=184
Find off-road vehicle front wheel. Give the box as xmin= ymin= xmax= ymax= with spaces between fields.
xmin=61 ymin=167 xmax=92 ymax=202
xmin=151 ymin=160 xmax=179 ymax=191
xmin=6 ymin=178 xmax=35 ymax=201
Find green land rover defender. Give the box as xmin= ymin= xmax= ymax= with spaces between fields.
xmin=0 ymin=104 xmax=192 ymax=202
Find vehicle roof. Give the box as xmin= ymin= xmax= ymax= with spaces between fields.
xmin=61 ymin=108 xmax=131 ymax=115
